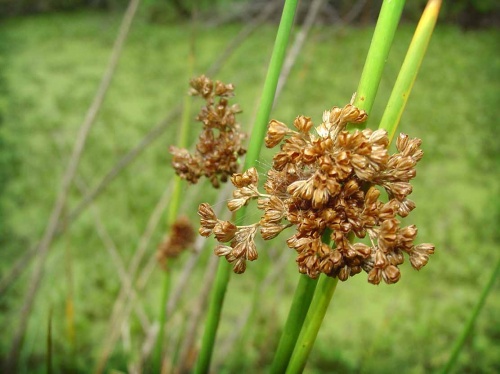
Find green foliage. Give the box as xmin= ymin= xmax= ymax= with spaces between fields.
xmin=0 ymin=12 xmax=499 ymax=373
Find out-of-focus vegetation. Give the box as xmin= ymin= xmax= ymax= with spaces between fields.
xmin=1 ymin=0 xmax=500 ymax=28
xmin=0 ymin=8 xmax=499 ymax=373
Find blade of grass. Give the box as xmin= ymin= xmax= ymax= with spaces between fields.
xmin=194 ymin=1 xmax=300 ymax=372
xmin=441 ymin=255 xmax=500 ymax=374
xmin=379 ymin=0 xmax=442 ymax=142
xmin=281 ymin=1 xmax=405 ymax=371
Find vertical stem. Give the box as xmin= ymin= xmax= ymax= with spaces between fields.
xmin=242 ymin=0 xmax=299 ymax=171
xmin=270 ymin=275 xmax=318 ymax=373
xmin=270 ymin=229 xmax=331 ymax=373
xmin=47 ymin=306 xmax=53 ymax=374
xmin=351 ymin=0 xmax=406 ymax=123
xmin=441 ymin=256 xmax=500 ymax=374
xmin=379 ymin=0 xmax=442 ymax=142
xmin=155 ymin=22 xmax=196 ymax=369
xmin=194 ymin=1 xmax=299 ymax=372
xmin=286 ymin=276 xmax=339 ymax=373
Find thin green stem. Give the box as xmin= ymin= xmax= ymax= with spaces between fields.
xmin=350 ymin=0 xmax=406 ymax=128
xmin=194 ymin=1 xmax=299 ymax=372
xmin=154 ymin=260 xmax=172 ymax=370
xmin=379 ymin=0 xmax=442 ymax=142
xmin=286 ymin=275 xmax=339 ymax=373
xmin=47 ymin=306 xmax=53 ymax=374
xmin=155 ymin=36 xmax=195 ymax=370
xmin=270 ymin=229 xmax=331 ymax=373
xmin=441 ymin=256 xmax=500 ymax=374
xmin=242 ymin=0 xmax=298 ymax=170
xmin=270 ymin=275 xmax=318 ymax=373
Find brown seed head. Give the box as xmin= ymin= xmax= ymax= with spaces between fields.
xmin=170 ymin=75 xmax=246 ymax=188
xmin=197 ymin=99 xmax=434 ymax=282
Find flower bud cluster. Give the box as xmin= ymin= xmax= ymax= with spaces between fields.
xmin=170 ymin=75 xmax=246 ymax=188
xmin=198 ymin=100 xmax=434 ymax=284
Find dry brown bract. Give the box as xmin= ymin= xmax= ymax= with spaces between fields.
xmin=157 ymin=216 xmax=196 ymax=269
xmin=170 ymin=75 xmax=247 ymax=188
xmin=198 ymin=99 xmax=435 ymax=284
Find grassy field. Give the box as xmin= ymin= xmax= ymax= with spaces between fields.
xmin=1 ymin=10 xmax=499 ymax=373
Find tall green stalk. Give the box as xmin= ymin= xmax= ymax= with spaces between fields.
xmin=441 ymin=256 xmax=500 ymax=374
xmin=282 ymin=1 xmax=406 ymax=371
xmin=286 ymin=275 xmax=339 ymax=373
xmin=154 ymin=41 xmax=195 ymax=370
xmin=379 ymin=0 xmax=442 ymax=142
xmin=350 ymin=0 xmax=406 ymax=128
xmin=270 ymin=275 xmax=318 ymax=373
xmin=270 ymin=229 xmax=330 ymax=373
xmin=194 ymin=1 xmax=299 ymax=372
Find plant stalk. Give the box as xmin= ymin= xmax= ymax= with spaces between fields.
xmin=154 ymin=41 xmax=195 ymax=370
xmin=270 ymin=274 xmax=318 ymax=373
xmin=286 ymin=275 xmax=339 ymax=373
xmin=441 ymin=256 xmax=500 ymax=374
xmin=351 ymin=0 xmax=406 ymax=128
xmin=379 ymin=0 xmax=442 ymax=142
xmin=194 ymin=1 xmax=299 ymax=372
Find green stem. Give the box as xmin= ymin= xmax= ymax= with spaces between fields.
xmin=270 ymin=275 xmax=318 ymax=373
xmin=194 ymin=1 xmax=299 ymax=372
xmin=155 ymin=41 xmax=195 ymax=370
xmin=270 ymin=229 xmax=331 ymax=373
xmin=286 ymin=275 xmax=339 ymax=373
xmin=243 ymin=0 xmax=298 ymax=171
xmin=441 ymin=256 xmax=500 ymax=374
xmin=350 ymin=0 xmax=406 ymax=128
xmin=378 ymin=0 xmax=442 ymax=142
xmin=154 ymin=260 xmax=172 ymax=370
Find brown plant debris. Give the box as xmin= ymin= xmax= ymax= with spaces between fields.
xmin=157 ymin=216 xmax=196 ymax=268
xmin=198 ymin=98 xmax=435 ymax=284
xmin=170 ymin=75 xmax=247 ymax=188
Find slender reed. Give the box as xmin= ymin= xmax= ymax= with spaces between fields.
xmin=278 ymin=2 xmax=406 ymax=371
xmin=47 ymin=306 xmax=53 ymax=374
xmin=194 ymin=1 xmax=300 ymax=372
xmin=351 ymin=0 xmax=406 ymax=125
xmin=270 ymin=230 xmax=330 ymax=373
xmin=154 ymin=38 xmax=195 ymax=370
xmin=441 ymin=255 xmax=500 ymax=374
xmin=379 ymin=0 xmax=442 ymax=142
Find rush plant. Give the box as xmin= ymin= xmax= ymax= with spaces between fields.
xmin=172 ymin=0 xmax=443 ymax=372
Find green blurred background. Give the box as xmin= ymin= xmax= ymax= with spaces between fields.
xmin=0 ymin=0 xmax=499 ymax=372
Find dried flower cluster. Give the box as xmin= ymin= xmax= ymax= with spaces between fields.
xmin=170 ymin=75 xmax=247 ymax=188
xmin=157 ymin=216 xmax=195 ymax=268
xmin=198 ymin=100 xmax=435 ymax=284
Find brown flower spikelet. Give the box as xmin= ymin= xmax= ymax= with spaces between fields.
xmin=157 ymin=216 xmax=196 ymax=268
xmin=170 ymin=75 xmax=247 ymax=188
xmin=198 ymin=99 xmax=435 ymax=284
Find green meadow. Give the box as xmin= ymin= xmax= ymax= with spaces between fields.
xmin=1 ymin=10 xmax=499 ymax=373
